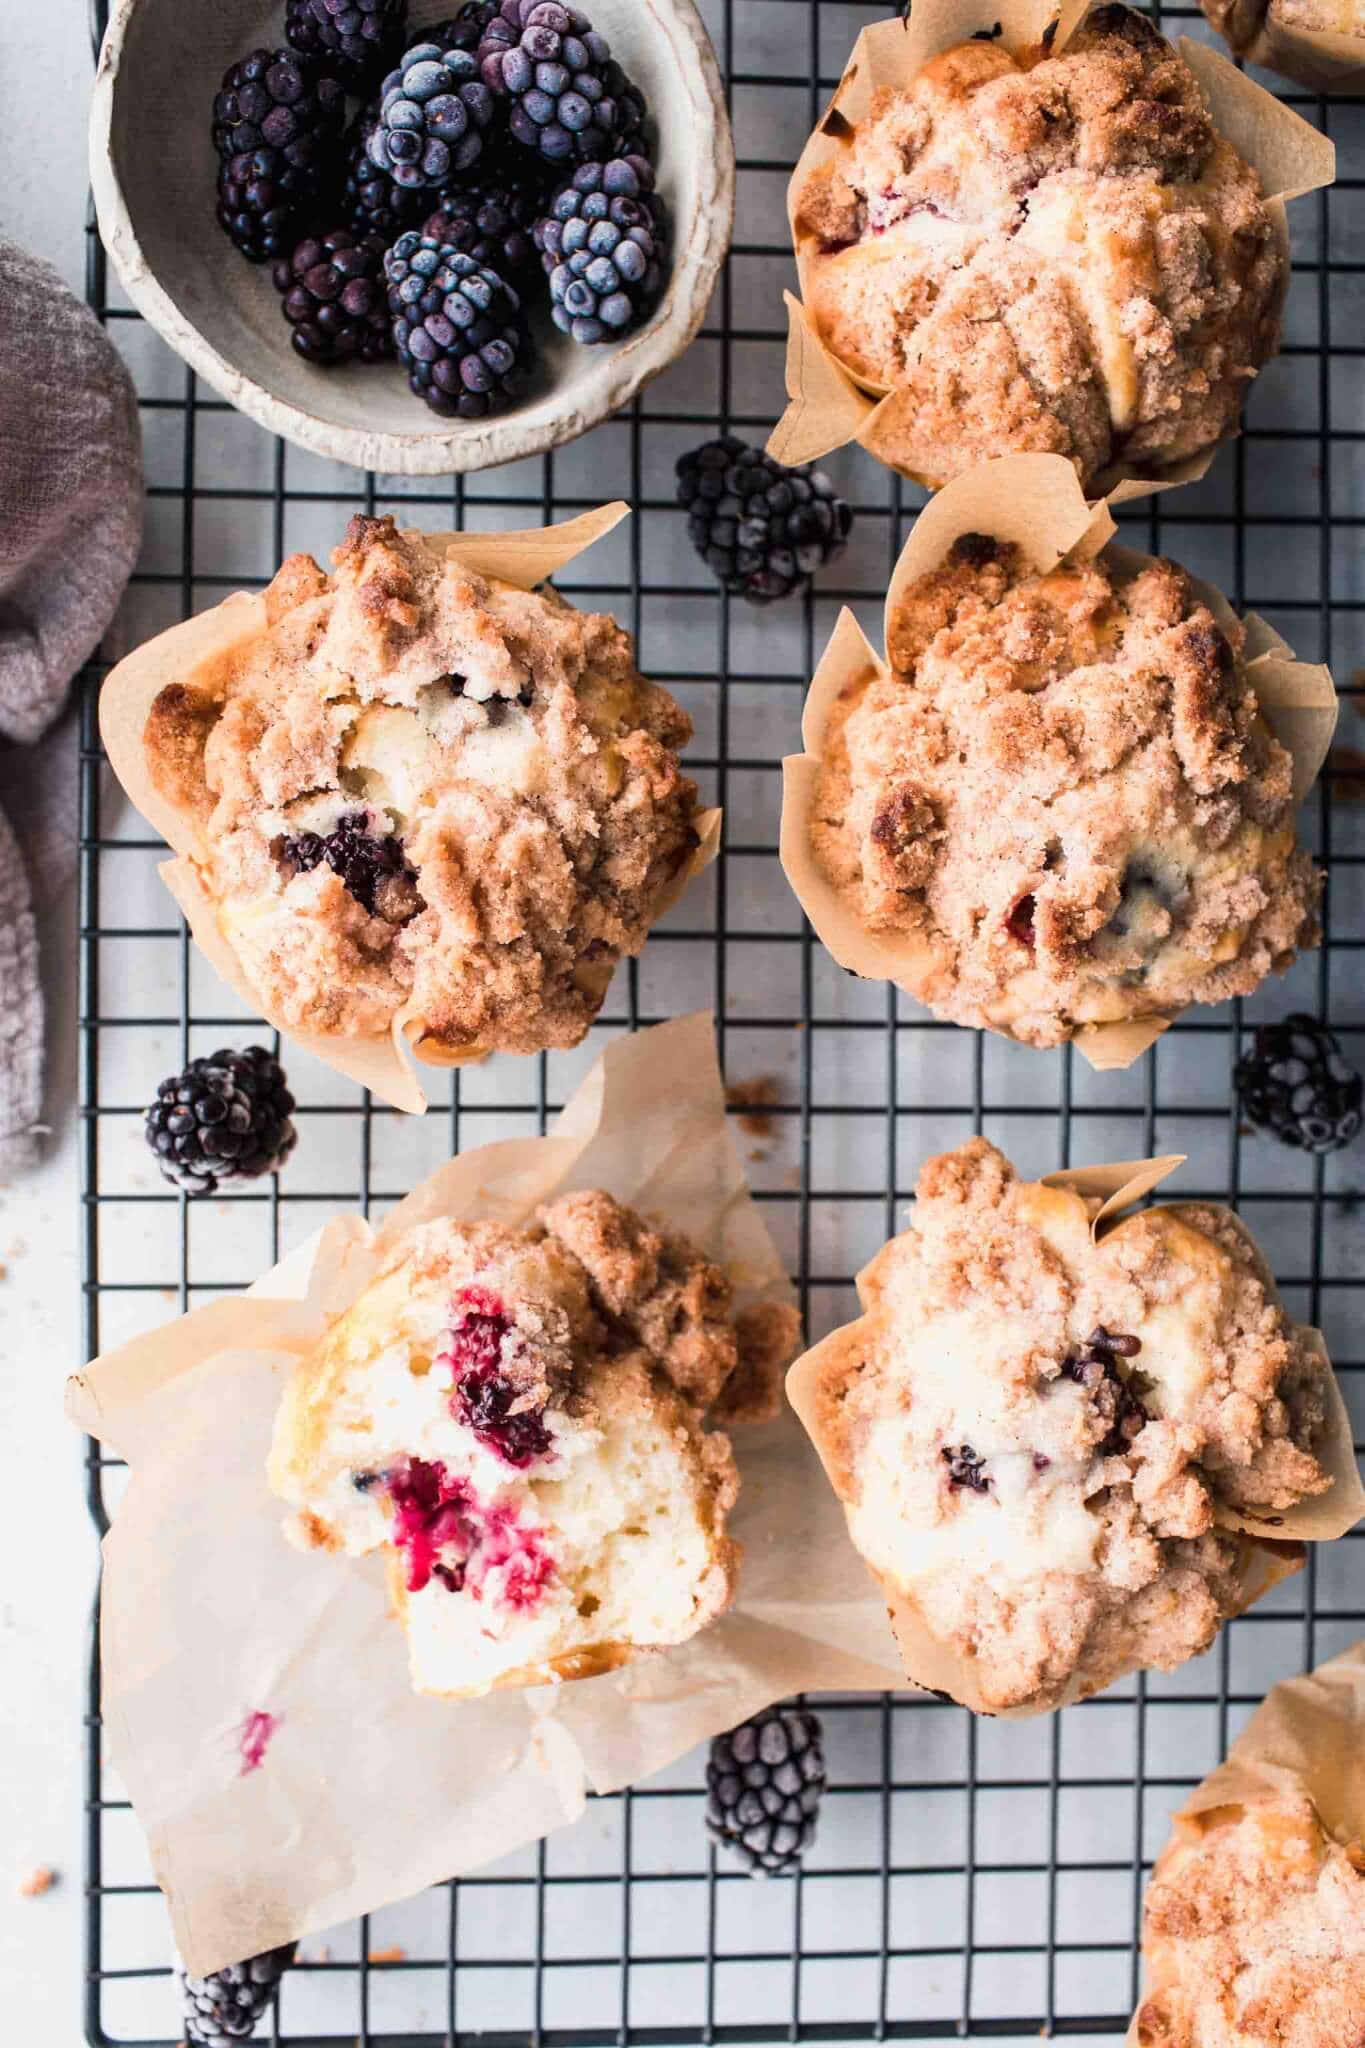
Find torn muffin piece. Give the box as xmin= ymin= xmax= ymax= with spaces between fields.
xmin=809 ymin=534 xmax=1318 ymax=1048
xmin=141 ymin=515 xmax=702 ymax=1059
xmin=268 ymin=1191 xmax=797 ymax=1696
xmin=791 ymin=1138 xmax=1330 ymax=1714
xmin=794 ymin=6 xmax=1285 ymax=490
xmin=1136 ymin=1797 xmax=1365 ymax=2048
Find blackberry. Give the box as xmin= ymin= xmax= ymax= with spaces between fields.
xmin=1060 ymin=1327 xmax=1147 ymax=1456
xmin=423 ymin=168 xmax=546 ymax=286
xmin=429 ymin=0 xmax=499 ymax=51
xmin=212 ymin=49 xmax=346 ymax=263
xmin=478 ymin=0 xmax=621 ymax=165
xmin=278 ymin=808 xmax=419 ymax=915
xmin=705 ymin=1705 xmax=826 ymax=1877
xmin=342 ymin=106 xmax=426 ymax=239
xmin=385 ymin=233 xmax=531 ymax=419
xmin=941 ymin=1443 xmax=991 ymax=1492
xmin=284 ymin=0 xmax=408 ymax=87
xmin=181 ymin=1943 xmax=297 ymax=2045
xmin=1235 ymin=1015 xmax=1363 ymax=1155
xmin=145 ymin=1048 xmax=297 ymax=1198
xmin=369 ymin=41 xmax=496 ymax=188
xmin=272 ymin=229 xmax=392 ymax=365
xmin=676 ymin=437 xmax=853 ymax=605
xmin=535 ymin=156 xmax=665 ymax=343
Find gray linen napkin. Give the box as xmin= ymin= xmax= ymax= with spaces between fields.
xmin=0 ymin=234 xmax=142 ymax=1174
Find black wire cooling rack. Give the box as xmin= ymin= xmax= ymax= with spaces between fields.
xmin=78 ymin=0 xmax=1365 ymax=2040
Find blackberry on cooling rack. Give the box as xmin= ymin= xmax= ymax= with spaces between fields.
xmin=212 ymin=48 xmax=347 ymax=263
xmin=423 ymin=163 xmax=548 ymax=285
xmin=181 ymin=1943 xmax=297 ymax=2046
xmin=145 ymin=1048 xmax=297 ymax=1199
xmin=368 ymin=40 xmax=497 ymax=187
xmin=342 ymin=106 xmax=427 ymax=239
xmin=284 ymin=0 xmax=408 ymax=88
xmin=272 ymin=228 xmax=392 ymax=365
xmin=478 ymin=0 xmax=623 ymax=164
xmin=385 ymin=232 xmax=531 ymax=418
xmin=705 ymin=1704 xmax=826 ymax=1877
xmin=534 ymin=156 xmax=665 ymax=342
xmin=1235 ymin=1014 xmax=1363 ymax=1155
xmin=676 ymin=437 xmax=853 ymax=605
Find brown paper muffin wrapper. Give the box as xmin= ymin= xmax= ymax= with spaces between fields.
xmin=65 ymin=1013 xmax=915 ymax=1979
xmin=780 ymin=453 xmax=1339 ymax=1069
xmin=786 ymin=1152 xmax=1365 ymax=1719
xmin=1126 ymin=1638 xmax=1365 ymax=2042
xmin=1205 ymin=0 xmax=1365 ymax=95
xmin=98 ymin=503 xmax=721 ymax=1114
xmin=769 ymin=0 xmax=1336 ymax=495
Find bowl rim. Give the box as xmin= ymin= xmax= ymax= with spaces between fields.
xmin=90 ymin=0 xmax=735 ymax=476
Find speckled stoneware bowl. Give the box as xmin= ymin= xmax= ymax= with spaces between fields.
xmin=91 ymin=0 xmax=733 ymax=474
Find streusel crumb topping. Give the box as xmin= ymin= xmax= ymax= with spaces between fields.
xmin=810 ymin=535 xmax=1318 ymax=1046
xmin=1137 ymin=1799 xmax=1365 ymax=2047
xmin=805 ymin=1138 xmax=1329 ymax=1712
xmin=796 ymin=6 xmax=1284 ymax=488
xmin=143 ymin=515 xmax=700 ymax=1056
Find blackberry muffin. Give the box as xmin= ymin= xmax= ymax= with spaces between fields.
xmin=789 ymin=1139 xmax=1330 ymax=1714
xmin=140 ymin=515 xmax=702 ymax=1060
xmin=793 ymin=6 xmax=1286 ymax=491
xmin=270 ymin=1190 xmax=798 ymax=1696
xmin=808 ymin=533 xmax=1319 ymax=1048
xmin=1136 ymin=1797 xmax=1365 ymax=2047
xmin=1202 ymin=0 xmax=1365 ymax=80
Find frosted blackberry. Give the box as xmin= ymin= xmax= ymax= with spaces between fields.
xmin=278 ymin=808 xmax=419 ymax=915
xmin=181 ymin=1943 xmax=297 ymax=2045
xmin=369 ymin=40 xmax=496 ymax=187
xmin=145 ymin=1049 xmax=297 ymax=1199
xmin=284 ymin=0 xmax=408 ymax=87
xmin=273 ymin=229 xmax=392 ymax=365
xmin=478 ymin=0 xmax=621 ymax=164
xmin=342 ymin=106 xmax=426 ymax=239
xmin=705 ymin=1705 xmax=826 ymax=1876
xmin=385 ymin=232 xmax=531 ymax=419
xmin=423 ymin=162 xmax=547 ymax=285
xmin=676 ymin=437 xmax=853 ymax=605
xmin=212 ymin=48 xmax=346 ymax=263
xmin=534 ymin=156 xmax=665 ymax=342
xmin=1236 ymin=1015 xmax=1363 ymax=1155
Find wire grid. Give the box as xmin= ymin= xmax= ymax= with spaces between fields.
xmin=77 ymin=0 xmax=1365 ymax=2039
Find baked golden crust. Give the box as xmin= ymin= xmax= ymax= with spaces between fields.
xmin=1137 ymin=1799 xmax=1365 ymax=2047
xmin=268 ymin=1191 xmax=795 ymax=1698
xmin=810 ymin=536 xmax=1318 ymax=1047
xmin=142 ymin=515 xmax=700 ymax=1057
xmin=795 ymin=8 xmax=1284 ymax=490
xmin=799 ymin=1138 xmax=1328 ymax=1713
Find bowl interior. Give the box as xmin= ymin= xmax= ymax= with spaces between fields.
xmin=103 ymin=0 xmax=727 ymax=471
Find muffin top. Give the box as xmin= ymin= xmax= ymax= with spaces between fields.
xmin=1204 ymin=0 xmax=1364 ymax=44
xmin=799 ymin=1138 xmax=1330 ymax=1712
xmin=1137 ymin=1798 xmax=1365 ymax=2047
xmin=794 ymin=6 xmax=1284 ymax=489
xmin=809 ymin=534 xmax=1318 ymax=1047
xmin=268 ymin=1190 xmax=797 ymax=1695
xmin=143 ymin=515 xmax=700 ymax=1056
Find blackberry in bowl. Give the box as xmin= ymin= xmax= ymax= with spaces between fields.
xmin=91 ymin=0 xmax=734 ymax=473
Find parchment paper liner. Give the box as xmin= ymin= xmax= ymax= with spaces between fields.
xmin=779 ymin=453 xmax=1339 ymax=1070
xmin=98 ymin=503 xmax=722 ymax=1114
xmin=65 ymin=1013 xmax=911 ymax=1977
xmin=1204 ymin=0 xmax=1365 ymax=97
xmin=787 ymin=1151 xmax=1365 ymax=1719
xmin=768 ymin=0 xmax=1336 ymax=496
xmin=1126 ymin=1638 xmax=1365 ymax=2042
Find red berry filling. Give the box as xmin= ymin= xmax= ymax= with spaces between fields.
xmin=384 ymin=1456 xmax=555 ymax=1610
xmin=439 ymin=1285 xmax=554 ymax=1468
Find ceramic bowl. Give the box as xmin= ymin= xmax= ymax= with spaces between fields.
xmin=91 ymin=0 xmax=733 ymax=474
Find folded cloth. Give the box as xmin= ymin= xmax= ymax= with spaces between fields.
xmin=0 ymin=234 xmax=142 ymax=1174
